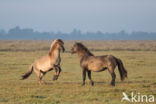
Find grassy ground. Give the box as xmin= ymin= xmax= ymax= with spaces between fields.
xmin=0 ymin=40 xmax=156 ymax=104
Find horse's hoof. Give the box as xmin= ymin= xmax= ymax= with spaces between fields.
xmin=38 ymin=82 xmax=42 ymax=85
xmin=53 ymin=77 xmax=57 ymax=81
xmin=53 ymin=75 xmax=58 ymax=81
xmin=53 ymin=79 xmax=56 ymax=81
xmin=81 ymin=83 xmax=85 ymax=86
xmin=90 ymin=82 xmax=94 ymax=86
xmin=110 ymin=83 xmax=115 ymax=86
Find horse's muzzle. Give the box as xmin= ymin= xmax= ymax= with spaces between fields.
xmin=71 ymin=48 xmax=75 ymax=54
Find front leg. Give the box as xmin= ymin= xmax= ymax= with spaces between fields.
xmin=58 ymin=66 xmax=62 ymax=74
xmin=55 ymin=66 xmax=62 ymax=80
xmin=82 ymin=68 xmax=87 ymax=86
xmin=53 ymin=67 xmax=58 ymax=81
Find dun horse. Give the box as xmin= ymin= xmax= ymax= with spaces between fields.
xmin=71 ymin=43 xmax=127 ymax=86
xmin=21 ymin=39 xmax=65 ymax=84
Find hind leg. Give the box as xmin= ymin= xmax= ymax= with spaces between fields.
xmin=37 ymin=72 xmax=44 ymax=85
xmin=34 ymin=69 xmax=45 ymax=85
xmin=87 ymin=70 xmax=94 ymax=86
xmin=108 ymin=67 xmax=116 ymax=86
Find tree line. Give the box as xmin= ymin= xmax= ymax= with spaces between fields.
xmin=0 ymin=26 xmax=156 ymax=40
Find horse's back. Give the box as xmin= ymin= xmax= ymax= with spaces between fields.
xmin=89 ymin=55 xmax=115 ymax=61
xmin=98 ymin=55 xmax=117 ymax=65
xmin=86 ymin=55 xmax=117 ymax=71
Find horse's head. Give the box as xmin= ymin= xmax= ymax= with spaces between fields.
xmin=71 ymin=42 xmax=83 ymax=54
xmin=51 ymin=39 xmax=65 ymax=52
xmin=71 ymin=42 xmax=93 ymax=56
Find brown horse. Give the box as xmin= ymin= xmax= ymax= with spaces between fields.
xmin=21 ymin=39 xmax=65 ymax=84
xmin=71 ymin=42 xmax=127 ymax=86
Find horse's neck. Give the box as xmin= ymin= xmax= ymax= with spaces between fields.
xmin=49 ymin=49 xmax=60 ymax=59
xmin=78 ymin=52 xmax=90 ymax=60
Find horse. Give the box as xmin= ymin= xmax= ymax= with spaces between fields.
xmin=21 ymin=39 xmax=65 ymax=84
xmin=71 ymin=42 xmax=127 ymax=86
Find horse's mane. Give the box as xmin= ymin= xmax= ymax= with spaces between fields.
xmin=50 ymin=40 xmax=57 ymax=49
xmin=49 ymin=39 xmax=64 ymax=56
xmin=76 ymin=43 xmax=94 ymax=56
xmin=50 ymin=39 xmax=64 ymax=49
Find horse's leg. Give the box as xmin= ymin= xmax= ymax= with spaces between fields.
xmin=108 ymin=67 xmax=116 ymax=86
xmin=33 ymin=68 xmax=43 ymax=85
xmin=82 ymin=68 xmax=87 ymax=86
xmin=39 ymin=70 xmax=47 ymax=84
xmin=87 ymin=70 xmax=94 ymax=86
xmin=58 ymin=66 xmax=62 ymax=73
xmin=55 ymin=66 xmax=62 ymax=80
xmin=37 ymin=72 xmax=44 ymax=85
xmin=53 ymin=67 xmax=58 ymax=80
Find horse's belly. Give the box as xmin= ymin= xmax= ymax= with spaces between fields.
xmin=37 ymin=62 xmax=52 ymax=72
xmin=88 ymin=62 xmax=104 ymax=72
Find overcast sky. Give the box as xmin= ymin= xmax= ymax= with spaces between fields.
xmin=0 ymin=0 xmax=156 ymax=33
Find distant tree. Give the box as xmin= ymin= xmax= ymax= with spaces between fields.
xmin=70 ymin=29 xmax=81 ymax=35
xmin=8 ymin=26 xmax=34 ymax=35
xmin=119 ymin=30 xmax=127 ymax=35
xmin=22 ymin=28 xmax=34 ymax=35
xmin=96 ymin=31 xmax=103 ymax=35
xmin=8 ymin=26 xmax=21 ymax=35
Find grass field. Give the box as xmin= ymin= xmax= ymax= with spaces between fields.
xmin=0 ymin=40 xmax=156 ymax=104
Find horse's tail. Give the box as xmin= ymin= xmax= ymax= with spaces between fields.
xmin=115 ymin=58 xmax=127 ymax=81
xmin=21 ymin=64 xmax=33 ymax=80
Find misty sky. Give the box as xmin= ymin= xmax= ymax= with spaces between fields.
xmin=0 ymin=0 xmax=156 ymax=33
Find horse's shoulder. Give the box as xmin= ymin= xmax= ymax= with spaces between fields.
xmin=39 ymin=55 xmax=49 ymax=60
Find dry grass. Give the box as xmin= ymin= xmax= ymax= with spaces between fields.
xmin=0 ymin=40 xmax=156 ymax=51
xmin=0 ymin=40 xmax=156 ymax=104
